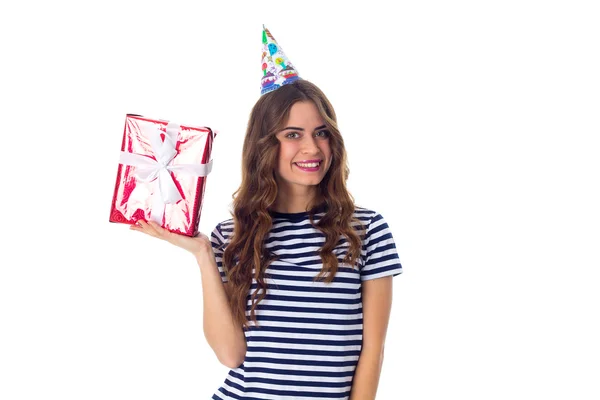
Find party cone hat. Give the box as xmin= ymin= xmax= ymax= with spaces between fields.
xmin=260 ymin=25 xmax=300 ymax=95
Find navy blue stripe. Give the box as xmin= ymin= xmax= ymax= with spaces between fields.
xmin=242 ymin=366 xmax=355 ymax=378
xmin=242 ymin=376 xmax=351 ymax=388
xmin=269 ymin=249 xmax=353 ymax=261
xmin=369 ymin=213 xmax=384 ymax=226
xmin=260 ymin=293 xmax=362 ymax=304
xmin=265 ymin=232 xmax=324 ymax=243
xmin=245 ymin=385 xmax=351 ymax=399
xmin=254 ymin=303 xmax=360 ymax=315
xmin=228 ymin=369 xmax=351 ymax=388
xmin=267 ymin=239 xmax=349 ymax=252
xmin=368 ymin=240 xmax=398 ymax=255
xmin=217 ymin=379 xmax=241 ymax=399
xmin=267 ymin=264 xmax=357 ymax=274
xmin=265 ymin=272 xmax=360 ymax=284
xmin=362 ymin=264 xmax=403 ymax=278
xmin=245 ymin=325 xmax=363 ymax=336
xmin=244 ymin=356 xmax=358 ymax=368
xmin=294 ymin=258 xmax=357 ymax=267
xmin=252 ymin=314 xmax=362 ymax=326
xmin=246 ymin=336 xmax=362 ymax=347
xmin=369 ymin=251 xmax=401 ymax=265
xmin=247 ymin=346 xmax=361 ymax=357
xmin=368 ymin=231 xmax=394 ymax=249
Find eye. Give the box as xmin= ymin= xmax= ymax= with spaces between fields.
xmin=285 ymin=132 xmax=300 ymax=139
xmin=315 ymin=130 xmax=330 ymax=138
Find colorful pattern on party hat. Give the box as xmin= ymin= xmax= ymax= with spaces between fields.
xmin=261 ymin=25 xmax=300 ymax=95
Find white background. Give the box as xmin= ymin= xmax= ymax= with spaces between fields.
xmin=1 ymin=0 xmax=599 ymax=399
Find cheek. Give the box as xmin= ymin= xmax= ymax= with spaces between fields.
xmin=277 ymin=147 xmax=294 ymax=169
xmin=321 ymin=143 xmax=332 ymax=158
xmin=324 ymin=144 xmax=333 ymax=169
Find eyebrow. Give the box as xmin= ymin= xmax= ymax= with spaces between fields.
xmin=281 ymin=125 xmax=327 ymax=131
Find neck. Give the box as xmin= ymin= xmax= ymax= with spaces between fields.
xmin=271 ymin=185 xmax=320 ymax=213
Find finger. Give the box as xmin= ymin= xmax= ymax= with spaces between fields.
xmin=130 ymin=221 xmax=150 ymax=235
xmin=136 ymin=220 xmax=160 ymax=237
xmin=129 ymin=223 xmax=140 ymax=231
xmin=146 ymin=220 xmax=171 ymax=240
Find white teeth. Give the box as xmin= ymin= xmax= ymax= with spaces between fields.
xmin=296 ymin=162 xmax=320 ymax=168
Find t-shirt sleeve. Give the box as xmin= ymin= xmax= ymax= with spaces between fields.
xmin=360 ymin=212 xmax=403 ymax=281
xmin=210 ymin=223 xmax=228 ymax=283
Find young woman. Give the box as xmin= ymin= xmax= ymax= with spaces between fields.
xmin=131 ymin=79 xmax=403 ymax=399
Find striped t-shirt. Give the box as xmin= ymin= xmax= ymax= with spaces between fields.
xmin=209 ymin=206 xmax=403 ymax=400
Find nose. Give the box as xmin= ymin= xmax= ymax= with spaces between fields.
xmin=300 ymin=135 xmax=320 ymax=154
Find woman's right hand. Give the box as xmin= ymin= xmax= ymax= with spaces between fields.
xmin=129 ymin=220 xmax=213 ymax=260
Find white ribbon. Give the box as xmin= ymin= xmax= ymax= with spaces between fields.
xmin=119 ymin=122 xmax=213 ymax=224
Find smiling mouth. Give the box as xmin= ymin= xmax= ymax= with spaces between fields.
xmin=294 ymin=161 xmax=321 ymax=168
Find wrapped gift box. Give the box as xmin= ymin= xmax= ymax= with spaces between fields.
xmin=109 ymin=114 xmax=215 ymax=237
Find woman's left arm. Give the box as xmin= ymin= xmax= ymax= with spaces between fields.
xmin=349 ymin=276 xmax=394 ymax=400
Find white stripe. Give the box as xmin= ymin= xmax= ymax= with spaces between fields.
xmin=248 ymin=341 xmax=362 ymax=352
xmin=242 ymin=380 xmax=352 ymax=393
xmin=245 ymin=330 xmax=363 ymax=342
xmin=249 ymin=288 xmax=361 ymax=300
xmin=242 ymin=361 xmax=357 ymax=373
xmin=253 ymin=298 xmax=361 ymax=310
xmin=251 ymin=309 xmax=362 ymax=321
xmin=235 ymin=370 xmax=354 ymax=383
xmin=245 ymin=320 xmax=362 ymax=331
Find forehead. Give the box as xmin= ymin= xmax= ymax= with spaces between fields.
xmin=284 ymin=101 xmax=325 ymax=127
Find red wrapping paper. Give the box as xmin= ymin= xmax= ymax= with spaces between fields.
xmin=109 ymin=114 xmax=214 ymax=237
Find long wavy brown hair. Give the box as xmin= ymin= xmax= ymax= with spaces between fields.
xmin=221 ymin=79 xmax=366 ymax=330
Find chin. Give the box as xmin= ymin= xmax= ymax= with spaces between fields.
xmin=293 ymin=178 xmax=323 ymax=186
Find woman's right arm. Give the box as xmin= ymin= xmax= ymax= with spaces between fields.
xmin=196 ymin=247 xmax=247 ymax=369
xmin=130 ymin=220 xmax=247 ymax=369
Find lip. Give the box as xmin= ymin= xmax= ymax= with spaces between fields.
xmin=294 ymin=160 xmax=322 ymax=172
xmin=294 ymin=159 xmax=322 ymax=164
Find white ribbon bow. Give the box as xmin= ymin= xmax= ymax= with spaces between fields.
xmin=119 ymin=122 xmax=213 ymax=224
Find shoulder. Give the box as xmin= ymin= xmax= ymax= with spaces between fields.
xmin=353 ymin=205 xmax=379 ymax=222
xmin=211 ymin=217 xmax=234 ymax=245
xmin=352 ymin=205 xmax=383 ymax=231
xmin=352 ymin=206 xmax=397 ymax=243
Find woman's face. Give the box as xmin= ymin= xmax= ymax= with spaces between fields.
xmin=274 ymin=101 xmax=333 ymax=191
